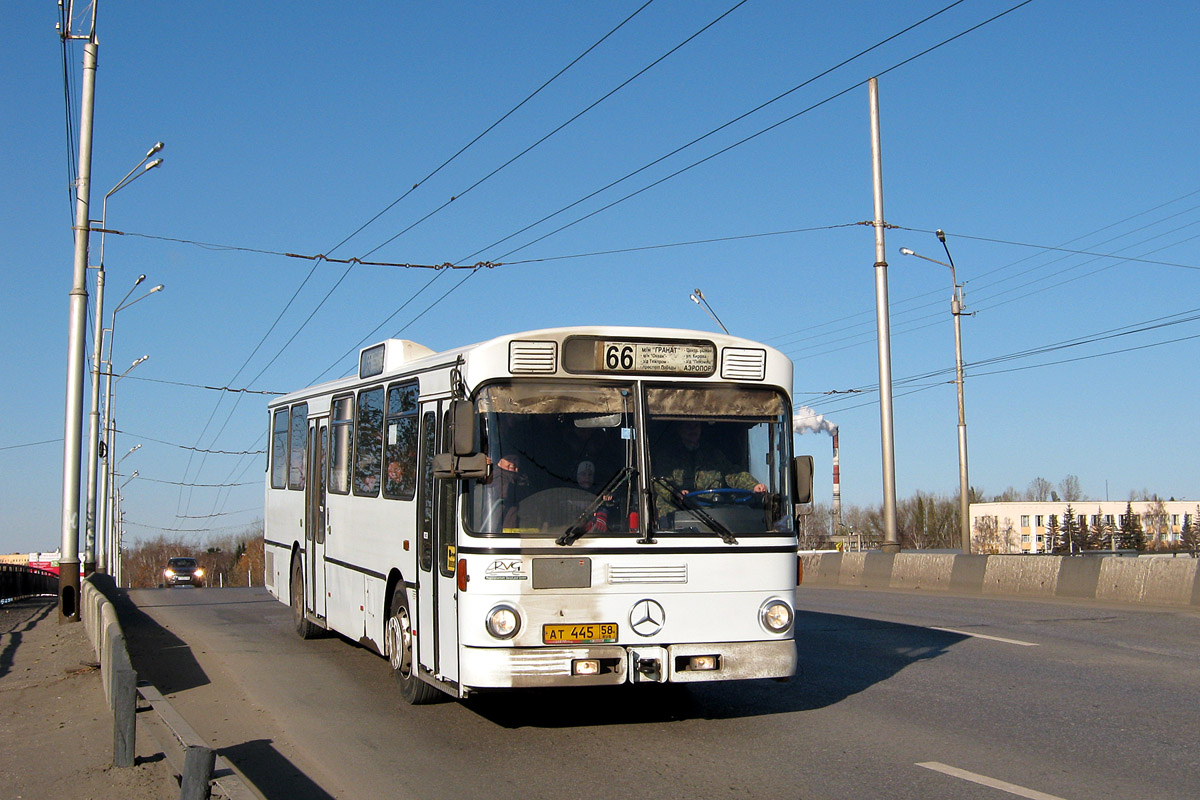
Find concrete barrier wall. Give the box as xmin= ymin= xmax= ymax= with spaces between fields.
xmin=890 ymin=553 xmax=955 ymax=591
xmin=799 ymin=551 xmax=1200 ymax=608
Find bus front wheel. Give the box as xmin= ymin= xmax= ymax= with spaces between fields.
xmin=385 ymin=587 xmax=441 ymax=705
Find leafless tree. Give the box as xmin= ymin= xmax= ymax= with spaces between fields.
xmin=973 ymin=515 xmax=1003 ymax=554
xmin=1058 ymin=474 xmax=1084 ymax=502
xmin=1027 ymin=477 xmax=1053 ymax=501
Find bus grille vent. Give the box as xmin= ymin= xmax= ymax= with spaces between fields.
xmin=608 ymin=565 xmax=688 ymax=584
xmin=508 ymin=651 xmax=579 ymax=676
xmin=509 ymin=341 xmax=558 ymax=374
xmin=721 ymin=348 xmax=766 ymax=381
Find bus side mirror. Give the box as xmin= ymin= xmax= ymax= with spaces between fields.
xmin=433 ymin=399 xmax=490 ymax=480
xmin=792 ymin=455 xmax=814 ymax=507
xmin=450 ymin=399 xmax=475 ymax=457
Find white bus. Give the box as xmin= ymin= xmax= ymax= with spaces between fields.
xmin=264 ymin=327 xmax=812 ymax=703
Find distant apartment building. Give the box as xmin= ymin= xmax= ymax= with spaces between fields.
xmin=968 ymin=500 xmax=1196 ymax=554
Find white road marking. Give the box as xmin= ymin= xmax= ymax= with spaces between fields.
xmin=929 ymin=626 xmax=1038 ymax=647
xmin=917 ymin=762 xmax=1068 ymax=800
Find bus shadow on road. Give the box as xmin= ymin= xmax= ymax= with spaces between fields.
xmin=116 ymin=591 xmax=212 ymax=694
xmin=221 ymin=739 xmax=337 ymax=800
xmin=464 ymin=611 xmax=966 ymax=728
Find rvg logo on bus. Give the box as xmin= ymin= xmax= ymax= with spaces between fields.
xmin=485 ymin=559 xmax=528 ymax=580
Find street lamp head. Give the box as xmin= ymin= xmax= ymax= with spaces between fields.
xmin=149 ymin=284 xmax=164 ymax=293
xmin=131 ymin=354 xmax=149 ymax=369
xmin=144 ymin=158 xmax=163 ymax=172
xmin=689 ymin=293 xmax=701 ymax=305
xmin=899 ymin=247 xmax=915 ymax=256
xmin=935 ymin=229 xmax=947 ymax=243
xmin=134 ymin=274 xmax=146 ymax=287
xmin=147 ymin=142 xmax=165 ymax=157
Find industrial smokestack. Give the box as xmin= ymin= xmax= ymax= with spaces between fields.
xmin=793 ymin=407 xmax=841 ymax=539
xmin=832 ymin=427 xmax=842 ymax=538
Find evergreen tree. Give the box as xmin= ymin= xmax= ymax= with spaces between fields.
xmin=1060 ymin=505 xmax=1081 ymax=554
xmin=1118 ymin=501 xmax=1146 ymax=551
xmin=1047 ymin=514 xmax=1063 ymax=554
xmin=1181 ymin=509 xmax=1200 ymax=558
xmin=1089 ymin=508 xmax=1110 ymax=551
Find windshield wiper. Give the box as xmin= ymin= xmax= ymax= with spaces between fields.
xmin=651 ymin=476 xmax=738 ymax=545
xmin=556 ymin=467 xmax=636 ymax=546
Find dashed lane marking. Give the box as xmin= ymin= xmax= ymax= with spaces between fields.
xmin=929 ymin=626 xmax=1038 ymax=646
xmin=917 ymin=761 xmax=1068 ymax=800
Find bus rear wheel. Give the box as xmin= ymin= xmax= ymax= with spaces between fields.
xmin=291 ymin=557 xmax=320 ymax=640
xmin=385 ymin=587 xmax=441 ymax=705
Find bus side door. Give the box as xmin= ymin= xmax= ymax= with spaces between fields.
xmin=306 ymin=419 xmax=328 ymax=621
xmin=416 ymin=403 xmax=460 ymax=686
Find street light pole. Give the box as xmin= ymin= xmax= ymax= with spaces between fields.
xmin=99 ymin=354 xmax=149 ymax=573
xmin=59 ymin=4 xmax=100 ymax=623
xmin=85 ymin=144 xmax=163 ymax=574
xmin=899 ymin=234 xmax=971 ymax=552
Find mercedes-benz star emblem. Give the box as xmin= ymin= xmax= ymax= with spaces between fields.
xmin=629 ymin=599 xmax=665 ymax=637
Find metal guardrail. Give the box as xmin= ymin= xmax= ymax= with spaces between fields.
xmin=0 ymin=563 xmax=58 ymax=604
xmin=80 ymin=575 xmax=265 ymax=800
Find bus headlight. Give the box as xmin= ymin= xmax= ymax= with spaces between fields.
xmin=759 ymin=599 xmax=793 ymax=633
xmin=485 ymin=605 xmax=521 ymax=640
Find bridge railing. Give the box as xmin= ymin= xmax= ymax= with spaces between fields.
xmin=0 ymin=564 xmax=58 ymax=605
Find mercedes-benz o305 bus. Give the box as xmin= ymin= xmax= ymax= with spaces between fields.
xmin=264 ymin=327 xmax=813 ymax=703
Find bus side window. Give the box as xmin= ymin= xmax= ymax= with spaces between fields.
xmin=288 ymin=403 xmax=308 ymax=490
xmin=354 ymin=387 xmax=384 ymax=496
xmin=329 ymin=395 xmax=353 ymax=495
xmin=270 ymin=409 xmax=288 ymax=489
xmin=384 ymin=382 xmax=419 ymax=500
xmin=419 ymin=410 xmax=436 ymax=572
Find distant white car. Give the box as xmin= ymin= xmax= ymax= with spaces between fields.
xmin=163 ymin=557 xmax=204 ymax=588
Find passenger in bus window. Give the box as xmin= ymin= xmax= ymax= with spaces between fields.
xmin=385 ymin=460 xmax=405 ymax=495
xmin=654 ymin=420 xmax=766 ymax=500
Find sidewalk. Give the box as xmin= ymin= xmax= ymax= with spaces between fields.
xmin=0 ymin=596 xmax=174 ymax=800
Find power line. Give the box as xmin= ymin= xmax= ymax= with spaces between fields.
xmin=897 ymin=225 xmax=1200 ymax=272
xmin=118 ymin=429 xmax=265 ymax=455
xmin=331 ymin=0 xmax=659 ymax=258
xmin=338 ymin=1 xmax=1038 ymax=368
xmin=0 ymin=438 xmax=61 ymax=452
xmin=120 ymin=374 xmax=283 ymax=395
xmin=479 ymin=0 xmax=1038 ymax=266
xmin=359 ymin=0 xmax=751 ymax=262
xmin=173 ymin=7 xmax=669 ymax=517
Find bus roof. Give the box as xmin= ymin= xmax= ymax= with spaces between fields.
xmin=270 ymin=326 xmax=792 ymax=408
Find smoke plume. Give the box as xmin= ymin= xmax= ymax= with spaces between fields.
xmin=793 ymin=405 xmax=837 ymax=435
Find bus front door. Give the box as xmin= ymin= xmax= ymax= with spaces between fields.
xmin=306 ymin=419 xmax=328 ymax=621
xmin=417 ymin=404 xmax=460 ymax=687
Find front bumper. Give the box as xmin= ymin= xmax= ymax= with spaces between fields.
xmin=458 ymin=639 xmax=796 ymax=691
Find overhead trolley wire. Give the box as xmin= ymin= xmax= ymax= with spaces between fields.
xmin=361 ymin=0 xmax=1038 ymax=355
xmin=333 ymin=0 xmax=659 ymax=258
xmin=176 ymin=3 xmax=670 ymax=511
xmin=458 ymin=0 xmax=971 ymax=265
xmin=359 ymin=0 xmax=751 ymax=262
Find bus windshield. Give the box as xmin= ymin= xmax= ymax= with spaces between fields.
xmin=468 ymin=383 xmax=637 ymax=535
xmin=466 ymin=382 xmax=794 ymax=538
xmin=645 ymin=386 xmax=794 ymax=536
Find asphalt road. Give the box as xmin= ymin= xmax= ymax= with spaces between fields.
xmin=121 ymin=586 xmax=1200 ymax=800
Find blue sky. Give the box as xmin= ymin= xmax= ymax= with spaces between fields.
xmin=3 ymin=1 xmax=1197 ymax=554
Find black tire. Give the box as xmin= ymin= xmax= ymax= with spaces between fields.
xmin=291 ymin=556 xmax=320 ymax=640
xmin=385 ymin=586 xmax=442 ymax=704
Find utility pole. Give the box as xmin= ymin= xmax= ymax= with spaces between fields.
xmin=59 ymin=2 xmax=100 ymax=621
xmin=869 ymin=78 xmax=899 ymax=552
